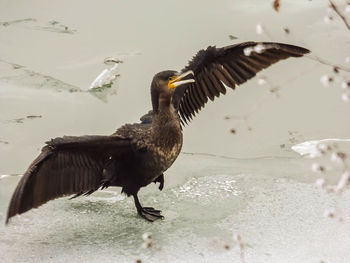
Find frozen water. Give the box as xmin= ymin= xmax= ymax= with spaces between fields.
xmin=1 ymin=0 xmax=350 ymax=262
xmin=292 ymin=139 xmax=350 ymax=158
xmin=0 ymin=60 xmax=80 ymax=92
xmin=0 ymin=60 xmax=118 ymax=103
xmin=89 ymin=59 xmax=121 ymax=90
xmin=1 ymin=154 xmax=350 ymax=262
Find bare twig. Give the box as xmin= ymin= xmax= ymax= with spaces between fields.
xmin=224 ymin=62 xmax=319 ymax=132
xmin=329 ymin=0 xmax=350 ymax=30
xmin=306 ymin=55 xmax=350 ymax=73
xmin=233 ymin=234 xmax=246 ymax=263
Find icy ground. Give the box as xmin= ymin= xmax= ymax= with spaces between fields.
xmin=1 ymin=151 xmax=350 ymax=263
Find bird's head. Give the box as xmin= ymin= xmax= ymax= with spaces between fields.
xmin=151 ymin=70 xmax=194 ymax=113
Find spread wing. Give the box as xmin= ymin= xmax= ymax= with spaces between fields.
xmin=172 ymin=41 xmax=310 ymax=124
xmin=6 ymin=135 xmax=131 ymax=223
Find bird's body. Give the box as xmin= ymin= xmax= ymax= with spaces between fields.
xmin=6 ymin=42 xmax=310 ymax=223
xmin=113 ymin=104 xmax=182 ymax=192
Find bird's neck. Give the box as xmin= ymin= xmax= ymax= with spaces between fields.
xmin=151 ymin=96 xmax=182 ymax=149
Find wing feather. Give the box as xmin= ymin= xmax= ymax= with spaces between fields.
xmin=187 ymin=87 xmax=198 ymax=115
xmin=212 ymin=67 xmax=230 ymax=92
xmin=224 ymin=62 xmax=246 ymax=84
xmin=188 ymin=86 xmax=200 ymax=114
xmin=198 ymin=77 xmax=212 ymax=101
xmin=205 ymin=69 xmax=220 ymax=97
xmin=190 ymin=83 xmax=203 ymax=110
xmin=6 ymin=135 xmax=130 ymax=223
xmin=178 ymin=103 xmax=188 ymax=125
xmin=217 ymin=65 xmax=237 ymax=88
xmin=209 ymin=71 xmax=226 ymax=94
xmin=174 ymin=41 xmax=310 ymax=124
xmin=181 ymin=96 xmax=192 ymax=121
xmin=202 ymin=73 xmax=216 ymax=100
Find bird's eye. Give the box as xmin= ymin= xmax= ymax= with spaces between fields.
xmin=168 ymin=76 xmax=176 ymax=81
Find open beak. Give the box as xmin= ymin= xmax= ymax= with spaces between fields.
xmin=168 ymin=70 xmax=195 ymax=89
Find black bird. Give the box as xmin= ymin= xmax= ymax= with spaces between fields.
xmin=6 ymin=42 xmax=309 ymax=223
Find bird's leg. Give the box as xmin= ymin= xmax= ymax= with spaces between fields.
xmin=133 ymin=193 xmax=164 ymax=222
xmin=153 ymin=173 xmax=164 ymax=191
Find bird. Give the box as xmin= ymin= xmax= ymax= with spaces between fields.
xmin=6 ymin=41 xmax=309 ymax=223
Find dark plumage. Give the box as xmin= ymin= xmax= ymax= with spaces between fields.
xmin=6 ymin=42 xmax=309 ymax=223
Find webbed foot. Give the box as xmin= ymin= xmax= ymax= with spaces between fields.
xmin=138 ymin=207 xmax=164 ymax=222
xmin=133 ymin=194 xmax=164 ymax=222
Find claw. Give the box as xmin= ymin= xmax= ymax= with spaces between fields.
xmin=143 ymin=207 xmax=161 ymax=213
xmin=153 ymin=174 xmax=164 ymax=191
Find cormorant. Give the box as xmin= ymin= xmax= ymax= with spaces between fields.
xmin=6 ymin=42 xmax=309 ymax=223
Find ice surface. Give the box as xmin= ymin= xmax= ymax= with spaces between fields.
xmin=0 ymin=18 xmax=76 ymax=34
xmin=89 ymin=59 xmax=121 ymax=90
xmin=0 ymin=60 xmax=81 ymax=93
xmin=1 ymin=154 xmax=350 ymax=263
xmin=0 ymin=0 xmax=350 ymax=262
xmin=292 ymin=139 xmax=350 ymax=158
xmin=0 ymin=60 xmax=119 ymax=103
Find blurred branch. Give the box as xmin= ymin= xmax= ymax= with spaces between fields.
xmin=306 ymin=55 xmax=350 ymax=72
xmin=329 ymin=0 xmax=350 ymax=30
xmin=224 ymin=63 xmax=320 ymax=133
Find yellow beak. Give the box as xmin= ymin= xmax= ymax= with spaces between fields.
xmin=168 ymin=70 xmax=195 ymax=89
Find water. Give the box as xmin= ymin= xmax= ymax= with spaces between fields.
xmin=1 ymin=0 xmax=350 ymax=262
